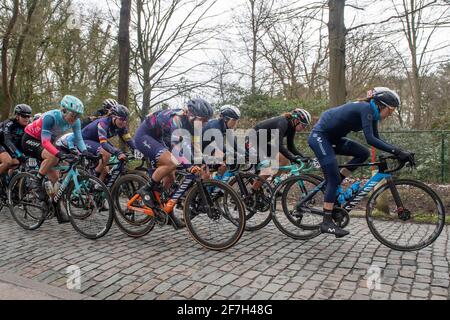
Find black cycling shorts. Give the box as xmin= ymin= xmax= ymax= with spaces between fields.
xmin=22 ymin=133 xmax=44 ymax=161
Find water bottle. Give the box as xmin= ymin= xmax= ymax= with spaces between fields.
xmin=221 ymin=171 xmax=233 ymax=183
xmin=344 ymin=181 xmax=361 ymax=200
xmin=336 ymin=185 xmax=346 ymax=204
xmin=44 ymin=181 xmax=54 ymax=199
xmin=45 ymin=181 xmax=61 ymax=200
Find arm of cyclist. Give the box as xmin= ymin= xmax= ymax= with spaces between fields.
xmin=41 ymin=114 xmax=61 ymax=157
xmin=97 ymin=121 xmax=121 ymax=156
xmin=286 ymin=130 xmax=309 ymax=163
xmin=120 ymin=131 xmax=136 ymax=151
xmin=72 ymin=119 xmax=87 ymax=153
xmin=361 ymin=108 xmax=399 ymax=154
xmin=3 ymin=120 xmax=24 ymax=159
xmin=361 ymin=109 xmax=413 ymax=162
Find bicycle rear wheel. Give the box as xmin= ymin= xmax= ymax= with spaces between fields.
xmin=110 ymin=174 xmax=155 ymax=238
xmin=227 ymin=173 xmax=273 ymax=231
xmin=366 ymin=178 xmax=445 ymax=251
xmin=8 ymin=172 xmax=46 ymax=230
xmin=272 ymin=174 xmax=323 ymax=240
xmin=183 ymin=179 xmax=245 ymax=251
xmin=64 ymin=174 xmax=114 ymax=239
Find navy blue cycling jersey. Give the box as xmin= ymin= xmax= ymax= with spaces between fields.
xmin=313 ymin=101 xmax=397 ymax=153
xmin=82 ymin=117 xmax=135 ymax=155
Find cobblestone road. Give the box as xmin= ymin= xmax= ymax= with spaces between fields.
xmin=0 ymin=208 xmax=449 ymax=300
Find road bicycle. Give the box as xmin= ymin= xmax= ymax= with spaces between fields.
xmin=8 ymin=154 xmax=114 ymax=239
xmin=111 ymin=165 xmax=246 ymax=250
xmin=271 ymin=154 xmax=446 ymax=251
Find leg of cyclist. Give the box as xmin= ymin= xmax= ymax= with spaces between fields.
xmin=34 ymin=149 xmax=59 ymax=200
xmin=0 ymin=148 xmax=13 ymax=190
xmin=334 ymin=137 xmax=370 ymax=183
xmin=84 ymin=140 xmax=106 ymax=179
xmin=98 ymin=148 xmax=112 ymax=182
xmin=135 ymin=132 xmax=176 ymax=204
xmin=308 ymin=132 xmax=349 ymax=238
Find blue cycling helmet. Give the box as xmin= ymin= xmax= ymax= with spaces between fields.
xmin=61 ymin=95 xmax=84 ymax=114
xmin=187 ymin=98 xmax=214 ymax=119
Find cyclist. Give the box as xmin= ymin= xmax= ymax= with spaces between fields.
xmin=81 ymin=98 xmax=117 ymax=129
xmin=0 ymin=104 xmax=32 ymax=187
xmin=308 ymin=87 xmax=414 ymax=238
xmin=134 ymin=98 xmax=214 ymax=226
xmin=250 ymin=108 xmax=312 ymax=190
xmin=32 ymin=113 xmax=42 ymax=122
xmin=202 ymin=105 xmax=245 ymax=178
xmin=81 ymin=104 xmax=136 ymax=181
xmin=22 ymin=95 xmax=91 ymax=200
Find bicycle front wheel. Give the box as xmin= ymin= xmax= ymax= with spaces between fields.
xmin=8 ymin=172 xmax=46 ymax=230
xmin=110 ymin=174 xmax=155 ymax=238
xmin=184 ymin=179 xmax=246 ymax=251
xmin=64 ymin=175 xmax=114 ymax=239
xmin=366 ymin=178 xmax=446 ymax=251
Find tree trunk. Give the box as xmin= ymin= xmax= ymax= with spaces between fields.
xmin=141 ymin=67 xmax=151 ymax=120
xmin=411 ymin=62 xmax=422 ymax=129
xmin=10 ymin=0 xmax=39 ymax=100
xmin=1 ymin=0 xmax=20 ymax=121
xmin=328 ymin=0 xmax=346 ymax=107
xmin=118 ymin=0 xmax=131 ymax=106
xmin=250 ymin=0 xmax=257 ymax=96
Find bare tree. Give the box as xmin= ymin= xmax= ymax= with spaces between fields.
xmin=118 ymin=0 xmax=131 ymax=106
xmin=1 ymin=0 xmax=19 ymax=120
xmin=389 ymin=0 xmax=450 ymax=129
xmin=260 ymin=7 xmax=328 ymax=100
xmin=234 ymin=0 xmax=275 ymax=96
xmin=132 ymin=0 xmax=219 ymax=119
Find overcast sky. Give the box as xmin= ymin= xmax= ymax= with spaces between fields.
xmin=73 ymin=0 xmax=450 ymax=108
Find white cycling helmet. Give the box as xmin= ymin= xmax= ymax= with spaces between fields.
xmin=292 ymin=108 xmax=312 ymax=126
xmin=219 ymin=105 xmax=241 ymax=120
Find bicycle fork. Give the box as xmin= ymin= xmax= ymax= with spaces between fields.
xmin=385 ymin=177 xmax=409 ymax=220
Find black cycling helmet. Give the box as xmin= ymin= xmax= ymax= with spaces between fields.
xmin=110 ymin=104 xmax=130 ymax=119
xmin=102 ymin=98 xmax=118 ymax=110
xmin=372 ymin=88 xmax=401 ymax=108
xmin=14 ymin=104 xmax=32 ymax=117
xmin=187 ymin=98 xmax=214 ymax=119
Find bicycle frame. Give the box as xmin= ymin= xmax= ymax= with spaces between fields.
xmin=52 ymin=165 xmax=82 ymax=203
xmin=295 ymin=158 xmax=405 ymax=216
xmin=127 ymin=172 xmax=198 ymax=216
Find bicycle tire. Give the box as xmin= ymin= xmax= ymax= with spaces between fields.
xmin=110 ymin=174 xmax=155 ymax=238
xmin=8 ymin=172 xmax=46 ymax=230
xmin=64 ymin=174 xmax=114 ymax=239
xmin=183 ymin=179 xmax=246 ymax=251
xmin=366 ymin=178 xmax=445 ymax=251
